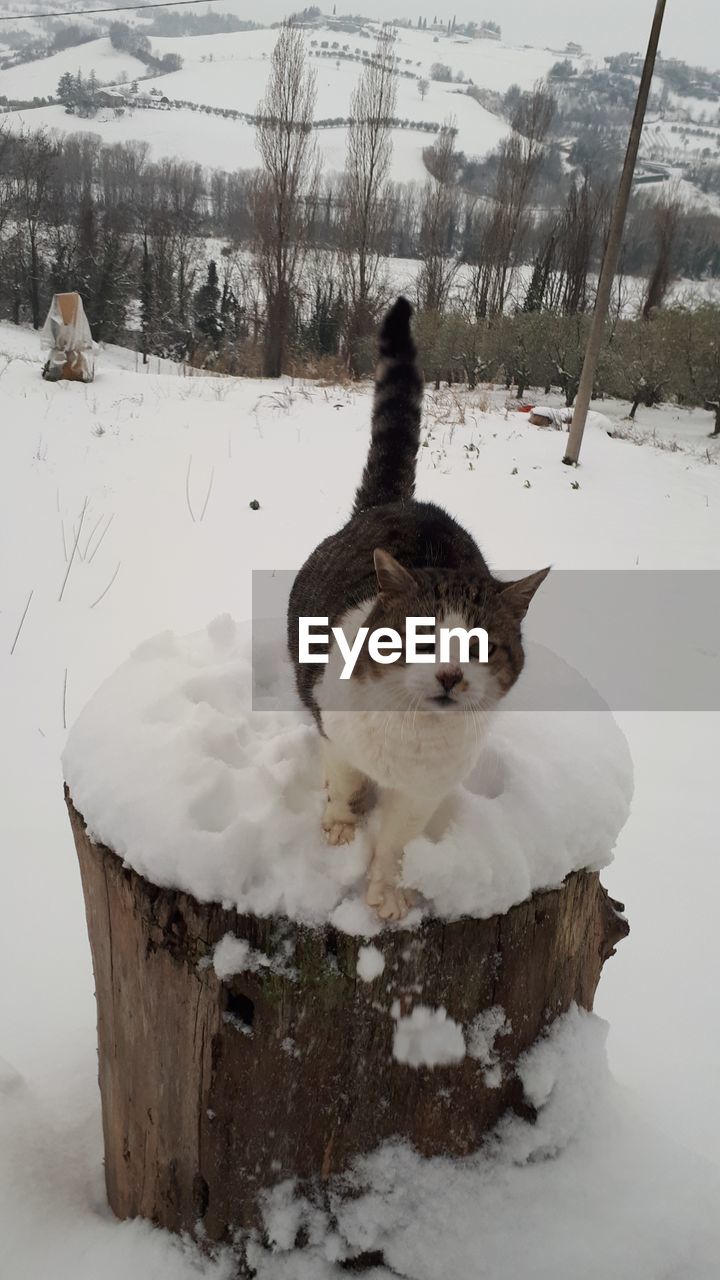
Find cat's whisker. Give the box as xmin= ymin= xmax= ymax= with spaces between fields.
xmin=401 ymin=697 xmax=415 ymax=744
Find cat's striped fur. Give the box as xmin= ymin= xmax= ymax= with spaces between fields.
xmin=287 ymin=297 xmax=549 ymax=920
xmin=353 ymin=297 xmax=423 ymax=515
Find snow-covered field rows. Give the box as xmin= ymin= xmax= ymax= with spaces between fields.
xmin=1 ymin=320 xmax=720 ymax=1277
xmin=3 ymin=100 xmax=270 ymax=174
xmin=0 ymin=21 xmax=546 ymax=175
xmin=144 ymin=35 xmax=511 ymax=160
xmin=0 ymin=100 xmax=458 ymax=181
xmin=643 ymin=115 xmax=720 ymax=162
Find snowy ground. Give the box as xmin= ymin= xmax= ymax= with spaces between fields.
xmin=1 ymin=320 xmax=720 ymax=1276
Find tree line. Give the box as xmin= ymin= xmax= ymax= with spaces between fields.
xmin=0 ymin=22 xmax=718 ymax=411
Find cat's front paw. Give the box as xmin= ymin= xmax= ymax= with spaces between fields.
xmin=322 ymin=816 xmax=357 ymax=846
xmin=366 ymin=878 xmax=415 ymax=922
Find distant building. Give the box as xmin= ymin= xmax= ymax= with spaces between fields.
xmin=565 ymin=42 xmax=583 ymax=56
xmin=96 ymin=90 xmax=126 ymax=109
xmin=475 ymin=25 xmax=501 ymax=41
xmin=604 ymin=52 xmax=644 ymax=73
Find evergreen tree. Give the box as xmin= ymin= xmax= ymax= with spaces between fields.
xmin=57 ymin=72 xmax=75 ymax=108
xmin=193 ymin=259 xmax=223 ymax=345
xmin=523 ymin=257 xmax=547 ymax=313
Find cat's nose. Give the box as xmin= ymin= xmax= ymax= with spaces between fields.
xmin=436 ymin=666 xmax=462 ymax=693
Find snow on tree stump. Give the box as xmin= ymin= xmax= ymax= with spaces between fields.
xmin=67 ymin=790 xmax=628 ymax=1251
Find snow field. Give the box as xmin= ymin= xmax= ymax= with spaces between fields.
xmin=0 ymin=37 xmax=145 ymax=100
xmin=1 ymin=321 xmax=720 ymax=1276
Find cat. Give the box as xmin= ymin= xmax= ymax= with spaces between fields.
xmin=288 ymin=297 xmax=549 ymax=921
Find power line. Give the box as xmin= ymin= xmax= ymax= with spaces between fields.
xmin=0 ymin=0 xmax=228 ymax=22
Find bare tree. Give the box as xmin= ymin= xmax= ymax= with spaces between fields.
xmin=163 ymin=159 xmax=205 ymax=329
xmin=678 ymin=305 xmax=720 ymax=435
xmin=252 ymin=22 xmax=318 ymax=377
xmin=642 ymin=189 xmax=682 ymax=318
xmin=341 ymin=33 xmax=398 ymax=373
xmin=13 ymin=129 xmax=57 ymax=328
xmin=418 ymin=77 xmax=429 ymax=101
xmin=389 ymin=179 xmax=420 ymax=258
xmin=467 ymin=84 xmax=555 ymax=319
xmin=0 ymin=124 xmax=16 ymax=249
xmin=534 ymin=173 xmax=610 ymax=316
xmin=608 ymin=312 xmax=671 ymax=416
xmin=416 ymin=123 xmax=460 ymax=315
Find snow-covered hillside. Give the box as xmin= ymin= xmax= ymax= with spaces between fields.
xmin=3 ymin=100 xmax=266 ymax=173
xmin=3 ymin=11 xmax=719 ymax=209
xmin=143 ymin=21 xmax=558 ymax=104
xmin=0 ymin=20 xmax=551 ymax=176
xmin=1 ymin=99 xmax=480 ymax=181
xmin=0 ymin=36 xmax=145 ymax=99
xmin=1 ymin=320 xmax=720 ymax=1276
xmin=643 ymin=115 xmax=720 ymax=166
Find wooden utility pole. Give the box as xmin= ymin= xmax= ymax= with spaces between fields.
xmin=563 ymin=0 xmax=668 ymax=466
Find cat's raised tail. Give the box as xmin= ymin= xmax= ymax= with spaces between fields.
xmin=352 ymin=297 xmax=424 ymax=515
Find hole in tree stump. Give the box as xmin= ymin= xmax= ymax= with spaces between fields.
xmin=223 ymin=989 xmax=255 ymax=1030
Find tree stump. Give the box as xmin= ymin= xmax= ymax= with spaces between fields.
xmin=67 ymin=790 xmax=628 ymax=1252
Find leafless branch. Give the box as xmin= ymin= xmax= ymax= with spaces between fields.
xmin=58 ymin=497 xmax=88 ymax=603
xmin=9 ymin=590 xmax=33 ymax=656
xmin=90 ymin=562 xmax=121 ymax=609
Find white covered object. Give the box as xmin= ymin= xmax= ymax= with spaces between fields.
xmin=40 ymin=292 xmax=95 ymax=381
xmin=530 ymin=405 xmax=574 ymax=429
xmin=62 ymin=618 xmax=633 ymax=932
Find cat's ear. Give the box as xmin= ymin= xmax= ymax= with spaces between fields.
xmin=374 ymin=548 xmax=415 ymax=597
xmin=498 ymin=567 xmax=551 ymax=620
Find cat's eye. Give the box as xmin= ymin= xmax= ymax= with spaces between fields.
xmin=467 ymin=638 xmax=496 ymax=660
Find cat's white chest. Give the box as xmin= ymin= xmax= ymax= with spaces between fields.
xmin=322 ymin=707 xmax=482 ymax=793
xmin=315 ymin=600 xmax=489 ymax=793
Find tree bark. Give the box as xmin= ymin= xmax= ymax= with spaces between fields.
xmin=67 ymin=790 xmax=628 ymax=1252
